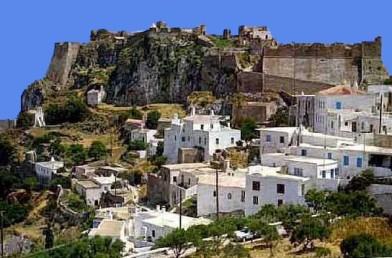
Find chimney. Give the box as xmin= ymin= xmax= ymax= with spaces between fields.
xmin=156 ymin=205 xmax=160 ymax=212
xmin=161 ymin=206 xmax=166 ymax=213
xmin=210 ymin=109 xmax=215 ymax=116
xmin=223 ymin=159 xmax=230 ymax=172
xmin=191 ymin=106 xmax=196 ymax=116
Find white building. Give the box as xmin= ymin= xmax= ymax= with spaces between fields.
xmin=89 ymin=219 xmax=127 ymax=243
xmin=133 ymin=207 xmax=211 ymax=242
xmin=75 ymin=180 xmax=102 ymax=206
xmin=314 ymin=85 xmax=375 ymax=134
xmin=130 ymin=128 xmax=159 ymax=157
xmin=259 ymin=127 xmax=298 ymax=154
xmin=245 ymin=165 xmax=309 ymax=216
xmin=197 ymin=173 xmax=246 ymax=217
xmin=74 ymin=165 xmax=96 ymax=179
xmin=164 ymin=108 xmax=241 ymax=163
xmin=35 ymin=157 xmax=64 ymax=185
xmin=92 ymin=174 xmax=117 ymax=193
xmin=87 ymin=86 xmax=106 ymax=106
xmin=367 ymin=85 xmax=392 ymax=111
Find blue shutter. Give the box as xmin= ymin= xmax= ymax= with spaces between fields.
xmin=343 ymin=156 xmax=349 ymax=166
xmin=356 ymin=157 xmax=363 ymax=168
xmin=336 ymin=102 xmax=342 ymax=109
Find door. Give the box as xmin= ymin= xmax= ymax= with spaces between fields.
xmin=352 ymin=122 xmax=357 ymax=132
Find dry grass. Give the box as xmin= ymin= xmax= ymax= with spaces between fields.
xmin=143 ymin=103 xmax=186 ymax=119
xmin=330 ymin=216 xmax=392 ymax=247
xmin=228 ymin=149 xmax=248 ymax=169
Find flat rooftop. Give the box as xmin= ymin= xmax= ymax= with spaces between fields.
xmin=93 ymin=176 xmax=116 ymax=185
xmin=89 ymin=219 xmax=124 ymax=238
xmin=284 ymin=155 xmax=338 ymax=166
xmin=258 ymin=127 xmax=298 ymax=133
xmin=198 ymin=174 xmax=246 ymax=188
xmin=248 ymin=165 xmax=309 ymax=182
xmin=162 ymin=163 xmax=209 ymax=170
xmin=143 ymin=212 xmax=211 ymax=229
xmin=76 ymin=180 xmax=100 ymax=189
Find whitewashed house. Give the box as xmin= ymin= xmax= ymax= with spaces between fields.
xmin=245 ymin=165 xmax=309 ymax=216
xmin=259 ymin=127 xmax=298 ymax=154
xmin=163 ymin=108 xmax=241 ymax=163
xmin=87 ymin=86 xmax=106 ymax=106
xmin=197 ymin=173 xmax=246 ymax=217
xmin=367 ymin=85 xmax=392 ymax=111
xmin=35 ymin=157 xmax=64 ymax=185
xmin=133 ymin=206 xmax=211 ymax=242
xmin=89 ymin=219 xmax=127 ymax=243
xmin=75 ymin=180 xmax=102 ymax=206
xmin=314 ymin=85 xmax=375 ymax=134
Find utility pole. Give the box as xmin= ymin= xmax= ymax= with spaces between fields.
xmin=379 ymin=95 xmax=383 ymax=134
xmin=1 ymin=210 xmax=4 ymax=258
xmin=179 ymin=190 xmax=182 ymax=229
xmin=215 ymin=169 xmax=219 ymax=221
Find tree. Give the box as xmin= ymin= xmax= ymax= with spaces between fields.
xmin=290 ymin=217 xmax=330 ymax=251
xmin=43 ymin=223 xmax=54 ymax=249
xmin=269 ymin=107 xmax=289 ymax=126
xmin=384 ymin=76 xmax=392 ymax=85
xmin=88 ymin=141 xmax=107 ymax=160
xmin=0 ymin=134 xmax=15 ymax=166
xmin=130 ymin=106 xmax=143 ymax=119
xmin=146 ymin=110 xmax=161 ymax=129
xmin=117 ymin=112 xmax=130 ymax=127
xmin=340 ymin=233 xmax=392 ymax=258
xmin=0 ymin=168 xmax=20 ymax=199
xmin=239 ymin=117 xmax=258 ymax=142
xmin=262 ymin=225 xmax=281 ymax=256
xmin=64 ymin=97 xmax=91 ymax=123
xmin=305 ymin=189 xmax=327 ymax=212
xmin=16 ymin=112 xmax=34 ymax=129
xmin=23 ymin=177 xmax=38 ymax=194
xmin=67 ymin=144 xmax=87 ymax=165
xmin=156 ymin=228 xmax=195 ymax=258
xmin=128 ymin=140 xmax=148 ymax=151
xmin=344 ymin=169 xmax=374 ymax=193
xmin=222 ymin=244 xmax=250 ymax=258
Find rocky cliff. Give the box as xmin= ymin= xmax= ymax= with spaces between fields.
xmin=21 ymin=23 xmax=389 ymax=112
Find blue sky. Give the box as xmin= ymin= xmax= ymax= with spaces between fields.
xmin=0 ymin=0 xmax=391 ymax=119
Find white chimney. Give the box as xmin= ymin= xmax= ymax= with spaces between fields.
xmin=191 ymin=106 xmax=196 ymax=116
xmin=156 ymin=205 xmax=160 ymax=212
xmin=161 ymin=206 xmax=166 ymax=213
xmin=210 ymin=109 xmax=215 ymax=116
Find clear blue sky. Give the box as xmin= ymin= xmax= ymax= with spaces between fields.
xmin=0 ymin=0 xmax=391 ymax=119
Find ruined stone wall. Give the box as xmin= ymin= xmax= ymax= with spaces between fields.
xmin=46 ymin=42 xmax=80 ymax=87
xmin=233 ymin=102 xmax=277 ymax=124
xmin=263 ymin=74 xmax=333 ymax=94
xmin=262 ymin=38 xmax=388 ymax=85
xmin=237 ymin=72 xmax=263 ymax=93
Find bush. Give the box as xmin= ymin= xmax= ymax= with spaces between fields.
xmin=0 ymin=134 xmax=15 ymax=166
xmin=16 ymin=112 xmax=34 ymax=128
xmin=340 ymin=233 xmax=392 ymax=258
xmin=45 ymin=97 xmax=91 ymax=125
xmin=88 ymin=141 xmax=107 ymax=160
xmin=239 ymin=117 xmax=258 ymax=142
xmin=146 ymin=110 xmax=161 ymax=129
xmin=128 ymin=140 xmax=148 ymax=151
xmin=66 ymin=144 xmax=87 ymax=165
xmin=130 ymin=106 xmax=143 ymax=119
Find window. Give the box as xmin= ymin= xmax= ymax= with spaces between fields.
xmin=327 ymin=153 xmax=332 ymax=159
xmin=330 ymin=169 xmax=335 ymax=179
xmin=279 ymin=136 xmax=285 ymax=144
xmin=345 ymin=121 xmax=348 ymax=126
xmin=228 ymin=193 xmax=232 ymax=200
xmin=174 ymin=135 xmax=177 ymax=141
xmin=301 ymin=149 xmax=307 ymax=156
xmin=253 ymin=196 xmax=259 ymax=205
xmin=215 ymin=138 xmax=220 ymax=145
xmin=199 ymin=137 xmax=202 ymax=144
xmin=188 ymin=178 xmax=191 ymax=185
xmin=241 ymin=190 xmax=245 ymax=202
xmin=201 ymin=124 xmax=204 ymax=130
xmin=370 ymin=124 xmax=374 ymax=132
xmin=213 ymin=191 xmax=217 ymax=197
xmin=331 ymin=121 xmax=334 ymax=129
xmin=204 ymin=138 xmax=207 ymax=145
xmin=335 ymin=168 xmax=339 ymax=177
xmin=210 ymin=124 xmax=214 ymax=129
xmin=152 ymin=230 xmax=155 ymax=238
xmin=231 ymin=137 xmax=234 ymax=144
xmin=181 ymin=136 xmax=186 ymax=142
xmin=294 ymin=168 xmax=303 ymax=176
xmin=343 ymin=156 xmax=349 ymax=166
xmin=278 ymin=199 xmax=283 ymax=206
xmin=356 ymin=157 xmax=363 ymax=168
xmin=322 ymin=170 xmax=326 ymax=179
xmin=277 ymin=184 xmax=285 ymax=194
xmin=266 ymin=135 xmax=272 ymax=142
xmin=173 ymin=176 xmax=177 ymax=183
xmin=252 ymin=181 xmax=260 ymax=191
xmin=300 ymin=184 xmax=305 ymax=196
xmin=336 ymin=101 xmax=342 ymax=109
xmin=187 ymin=136 xmax=190 ymax=142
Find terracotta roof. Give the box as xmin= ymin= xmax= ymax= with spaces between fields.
xmin=317 ymin=85 xmax=367 ymax=96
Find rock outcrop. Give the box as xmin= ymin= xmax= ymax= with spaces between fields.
xmin=20 ymin=23 xmax=389 ymax=112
